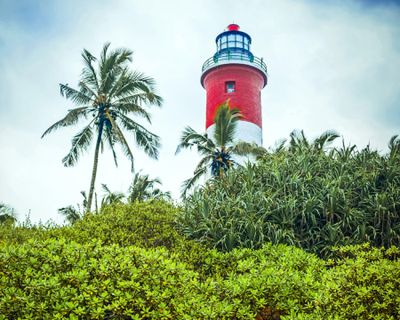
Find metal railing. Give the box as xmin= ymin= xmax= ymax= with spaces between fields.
xmin=201 ymin=52 xmax=267 ymax=75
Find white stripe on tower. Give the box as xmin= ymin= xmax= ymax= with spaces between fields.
xmin=206 ymin=121 xmax=262 ymax=146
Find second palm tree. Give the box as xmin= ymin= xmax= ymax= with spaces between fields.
xmin=176 ymin=102 xmax=263 ymax=197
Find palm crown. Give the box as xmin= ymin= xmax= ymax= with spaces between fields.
xmin=128 ymin=172 xmax=171 ymax=202
xmin=176 ymin=101 xmax=263 ymax=197
xmin=42 ymin=43 xmax=162 ymax=211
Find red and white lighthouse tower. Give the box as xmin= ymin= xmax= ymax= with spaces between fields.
xmin=201 ymin=24 xmax=267 ymax=146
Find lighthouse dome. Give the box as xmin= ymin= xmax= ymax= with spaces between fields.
xmin=215 ymin=24 xmax=253 ymax=59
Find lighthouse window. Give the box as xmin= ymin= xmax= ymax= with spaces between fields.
xmin=221 ymin=37 xmax=228 ymax=49
xmin=226 ymin=81 xmax=236 ymax=93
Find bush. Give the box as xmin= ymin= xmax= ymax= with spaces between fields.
xmin=1 ymin=201 xmax=187 ymax=249
xmin=0 ymin=239 xmax=325 ymax=319
xmin=293 ymin=244 xmax=400 ymax=319
xmin=1 ymin=201 xmax=399 ymax=319
xmin=178 ymin=138 xmax=400 ymax=257
xmin=0 ymin=239 xmax=204 ymax=319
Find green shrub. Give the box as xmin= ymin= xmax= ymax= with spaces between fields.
xmin=1 ymin=201 xmax=399 ymax=319
xmin=292 ymin=244 xmax=400 ymax=319
xmin=0 ymin=201 xmax=186 ymax=249
xmin=0 ymin=239 xmax=325 ymax=319
xmin=179 ymin=139 xmax=400 ymax=257
xmin=0 ymin=239 xmax=205 ymax=319
xmin=51 ymin=201 xmax=184 ymax=248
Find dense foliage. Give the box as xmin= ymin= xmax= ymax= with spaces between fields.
xmin=179 ymin=134 xmax=400 ymax=256
xmin=1 ymin=202 xmax=399 ymax=319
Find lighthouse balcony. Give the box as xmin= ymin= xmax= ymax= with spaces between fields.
xmin=201 ymin=51 xmax=267 ymax=77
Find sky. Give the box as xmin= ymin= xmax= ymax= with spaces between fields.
xmin=0 ymin=0 xmax=399 ymax=224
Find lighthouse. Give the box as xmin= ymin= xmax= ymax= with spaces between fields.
xmin=201 ymin=24 xmax=267 ymax=146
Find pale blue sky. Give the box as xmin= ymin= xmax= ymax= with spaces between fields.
xmin=0 ymin=0 xmax=399 ymax=223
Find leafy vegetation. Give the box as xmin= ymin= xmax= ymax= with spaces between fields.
xmin=0 ymin=201 xmax=399 ymax=319
xmin=42 ymin=43 xmax=162 ymax=211
xmin=178 ymin=132 xmax=400 ymax=256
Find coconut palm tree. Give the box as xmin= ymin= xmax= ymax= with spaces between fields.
xmin=100 ymin=184 xmax=125 ymax=209
xmin=176 ymin=101 xmax=263 ymax=197
xmin=128 ymin=172 xmax=171 ymax=202
xmin=58 ymin=191 xmax=87 ymax=224
xmin=42 ymin=43 xmax=162 ymax=212
xmin=58 ymin=206 xmax=82 ymax=224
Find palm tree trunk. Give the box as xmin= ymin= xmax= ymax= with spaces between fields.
xmin=86 ymin=121 xmax=104 ymax=212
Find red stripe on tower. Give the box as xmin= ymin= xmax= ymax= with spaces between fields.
xmin=201 ymin=24 xmax=267 ymax=146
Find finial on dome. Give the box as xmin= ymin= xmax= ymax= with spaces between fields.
xmin=227 ymin=24 xmax=240 ymax=31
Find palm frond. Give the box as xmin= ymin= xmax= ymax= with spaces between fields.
xmin=59 ymin=83 xmax=94 ymax=105
xmin=58 ymin=206 xmax=81 ymax=224
xmin=313 ymin=130 xmax=340 ymax=151
xmin=62 ymin=120 xmax=94 ymax=167
xmin=80 ymin=191 xmax=88 ymax=209
xmin=176 ymin=126 xmax=215 ymax=154
xmin=194 ymin=155 xmax=214 ymax=172
xmin=113 ymin=47 xmax=133 ymax=65
xmin=101 ymin=183 xmax=112 ymax=194
xmin=41 ymin=106 xmax=90 ymax=138
xmin=99 ymin=46 xmax=132 ymax=94
xmin=128 ymin=172 xmax=165 ymax=202
xmin=81 ymin=48 xmax=99 ymax=91
xmin=110 ymin=70 xmax=156 ymax=100
xmin=213 ymin=102 xmax=241 ymax=147
xmin=104 ymin=112 xmax=135 ymax=171
xmin=116 ymin=92 xmax=163 ymax=107
xmin=116 ymin=113 xmax=160 ymax=160
xmin=181 ymin=166 xmax=208 ymax=198
xmin=100 ymin=183 xmax=125 ymax=207
xmin=112 ymin=102 xmax=152 ymax=122
xmin=232 ymin=141 xmax=267 ymax=157
xmin=107 ymin=67 xmax=130 ymax=99
xmin=103 ymin=125 xmax=118 ymax=167
xmin=78 ymin=81 xmax=97 ymax=100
